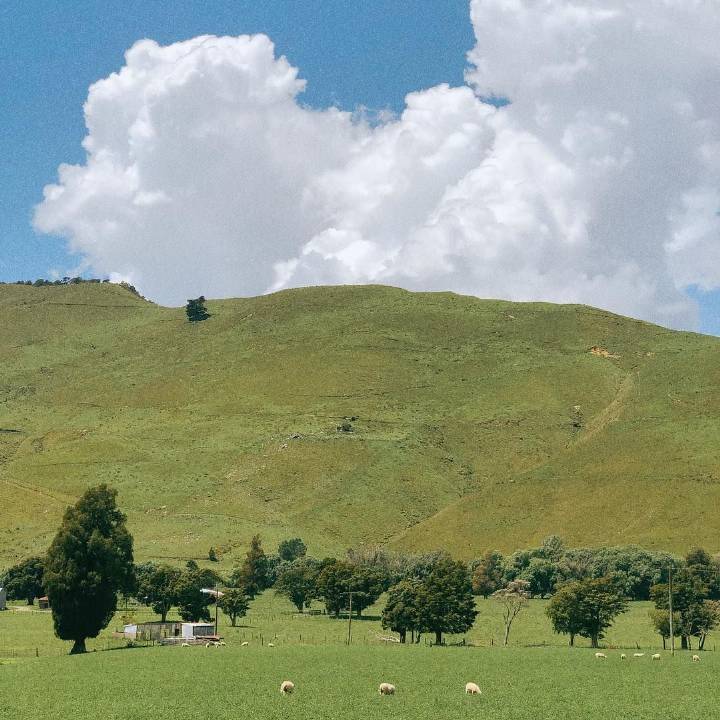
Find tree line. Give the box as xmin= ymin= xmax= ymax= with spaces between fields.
xmin=3 ymin=486 xmax=720 ymax=653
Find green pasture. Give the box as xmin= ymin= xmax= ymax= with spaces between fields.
xmin=1 ymin=592 xmax=715 ymax=659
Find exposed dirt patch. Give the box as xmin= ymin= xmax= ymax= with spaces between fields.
xmin=589 ymin=346 xmax=620 ymax=359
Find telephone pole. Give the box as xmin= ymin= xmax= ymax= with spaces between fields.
xmin=668 ymin=565 xmax=675 ymax=656
xmin=347 ymin=590 xmax=353 ymax=645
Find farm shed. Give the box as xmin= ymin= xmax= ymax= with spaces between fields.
xmin=123 ymin=621 xmax=182 ymax=641
xmin=181 ymin=623 xmax=216 ymax=640
xmin=38 ymin=596 xmax=50 ymax=610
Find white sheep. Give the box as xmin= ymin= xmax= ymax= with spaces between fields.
xmin=268 ymin=642 xmax=275 ymax=648
xmin=594 ymin=652 xmax=607 ymax=659
xmin=280 ymin=680 xmax=295 ymax=695
xmin=241 ymin=641 xmax=249 ymax=647
xmin=464 ymin=682 xmax=481 ymax=695
xmin=205 ymin=642 xmax=212 ymax=648
xmin=633 ymin=653 xmax=645 ymax=658
xmin=693 ymin=655 xmax=701 ymax=662
xmin=378 ymin=683 xmax=396 ymax=696
xmin=651 ymin=653 xmax=661 ymax=660
xmin=181 ymin=642 xmax=190 ymax=647
xmin=219 ymin=641 xmax=226 ymax=646
xmin=620 ymin=654 xmax=627 ymax=660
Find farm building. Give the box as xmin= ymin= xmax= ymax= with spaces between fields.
xmin=123 ymin=621 xmax=216 ymax=642
xmin=0 ymin=586 xmax=6 ymax=610
xmin=38 ymin=596 xmax=50 ymax=610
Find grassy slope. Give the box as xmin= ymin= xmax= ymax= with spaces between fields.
xmin=1 ymin=282 xmax=719 ymax=567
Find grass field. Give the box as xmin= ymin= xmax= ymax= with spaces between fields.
xmin=2 ymin=282 xmax=720 ymax=569
xmin=0 ymin=641 xmax=714 ymax=719
xmin=2 ymin=591 xmax=716 ymax=659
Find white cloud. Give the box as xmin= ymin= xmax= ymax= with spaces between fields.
xmin=35 ymin=3 xmax=720 ymax=329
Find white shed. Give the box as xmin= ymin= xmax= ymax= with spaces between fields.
xmin=181 ymin=623 xmax=216 ymax=639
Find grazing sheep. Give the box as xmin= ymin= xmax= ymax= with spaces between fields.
xmin=378 ymin=683 xmax=396 ymax=696
xmin=280 ymin=680 xmax=295 ymax=695
xmin=205 ymin=642 xmax=212 ymax=648
xmin=620 ymin=654 xmax=627 ymax=660
xmin=594 ymin=652 xmax=607 ymax=659
xmin=693 ymin=655 xmax=701 ymax=662
xmin=464 ymin=682 xmax=481 ymax=695
xmin=181 ymin=642 xmax=190 ymax=648
xmin=268 ymin=643 xmax=275 ymax=648
xmin=651 ymin=654 xmax=661 ymax=660
xmin=633 ymin=653 xmax=645 ymax=658
xmin=219 ymin=641 xmax=226 ymax=646
xmin=241 ymin=641 xmax=249 ymax=647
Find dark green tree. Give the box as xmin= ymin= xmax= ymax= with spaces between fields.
xmin=185 ymin=296 xmax=210 ymax=322
xmin=471 ymin=550 xmax=505 ymax=598
xmin=44 ymin=485 xmax=135 ymax=654
xmin=230 ymin=535 xmax=269 ymax=598
xmin=381 ymin=578 xmax=422 ymax=643
xmin=520 ymin=557 xmax=557 ymax=598
xmin=651 ymin=571 xmax=711 ymax=649
xmin=218 ymin=588 xmax=250 ymax=627
xmin=135 ymin=563 xmax=182 ymax=622
xmin=174 ymin=568 xmax=222 ymax=622
xmin=2 ymin=556 xmax=45 ymax=605
xmin=274 ymin=559 xmax=320 ymax=612
xmin=277 ymin=538 xmax=307 ymax=562
xmin=416 ymin=558 xmax=477 ymax=645
xmin=316 ymin=560 xmax=354 ymax=617
xmin=349 ymin=566 xmax=389 ymax=617
xmin=546 ymin=577 xmax=627 ymax=648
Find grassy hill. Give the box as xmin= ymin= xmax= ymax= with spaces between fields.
xmin=1 ymin=282 xmax=718 ymax=568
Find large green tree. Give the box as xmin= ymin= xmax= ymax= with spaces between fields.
xmin=185 ymin=296 xmax=210 ymax=322
xmin=416 ymin=558 xmax=477 ymax=645
xmin=274 ymin=559 xmax=319 ymax=612
xmin=174 ymin=567 xmax=222 ymax=622
xmin=230 ymin=535 xmax=269 ymax=598
xmin=135 ymin=563 xmax=182 ymax=622
xmin=381 ymin=578 xmax=422 ymax=643
xmin=2 ymin=556 xmax=45 ymax=605
xmin=471 ymin=550 xmax=505 ymax=598
xmin=218 ymin=588 xmax=250 ymax=627
xmin=316 ymin=560 xmax=354 ymax=617
xmin=277 ymin=538 xmax=307 ymax=563
xmin=546 ymin=577 xmax=627 ymax=648
xmin=44 ymin=485 xmax=135 ymax=654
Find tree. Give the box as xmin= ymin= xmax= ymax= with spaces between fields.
xmin=43 ymin=485 xmax=135 ymax=654
xmin=135 ymin=563 xmax=182 ymax=622
xmin=416 ymin=558 xmax=477 ymax=645
xmin=520 ymin=557 xmax=557 ymax=598
xmin=185 ymin=296 xmax=210 ymax=322
xmin=316 ymin=560 xmax=354 ymax=617
xmin=471 ymin=550 xmax=505 ymax=598
xmin=546 ymin=577 xmax=627 ymax=648
xmin=651 ymin=571 xmax=712 ymax=649
xmin=382 ymin=579 xmax=422 ymax=643
xmin=649 ymin=608 xmax=682 ymax=649
xmin=274 ymin=559 xmax=319 ymax=612
xmin=2 ymin=556 xmax=45 ymax=605
xmin=230 ymin=535 xmax=269 ymax=598
xmin=278 ymin=538 xmax=307 ymax=563
xmin=349 ymin=566 xmax=389 ymax=617
xmin=492 ymin=580 xmax=531 ymax=646
xmin=174 ymin=568 xmax=222 ymax=622
xmin=218 ymin=588 xmax=249 ymax=627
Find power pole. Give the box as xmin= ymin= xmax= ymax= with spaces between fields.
xmin=668 ymin=565 xmax=674 ymax=656
xmin=347 ymin=590 xmax=353 ymax=645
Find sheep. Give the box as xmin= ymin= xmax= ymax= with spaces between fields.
xmin=693 ymin=655 xmax=701 ymax=662
xmin=378 ymin=683 xmax=396 ymax=696
xmin=205 ymin=642 xmax=212 ymax=648
xmin=633 ymin=653 xmax=645 ymax=658
xmin=219 ymin=641 xmax=226 ymax=646
xmin=181 ymin=642 xmax=190 ymax=648
xmin=464 ymin=682 xmax=481 ymax=695
xmin=241 ymin=641 xmax=249 ymax=647
xmin=651 ymin=653 xmax=661 ymax=660
xmin=594 ymin=652 xmax=607 ymax=659
xmin=620 ymin=654 xmax=627 ymax=660
xmin=268 ymin=642 xmax=275 ymax=648
xmin=280 ymin=680 xmax=295 ymax=695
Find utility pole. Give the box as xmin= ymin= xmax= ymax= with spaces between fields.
xmin=668 ymin=565 xmax=675 ymax=656
xmin=347 ymin=590 xmax=353 ymax=645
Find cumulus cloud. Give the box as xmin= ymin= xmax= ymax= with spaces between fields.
xmin=35 ymin=2 xmax=720 ymax=329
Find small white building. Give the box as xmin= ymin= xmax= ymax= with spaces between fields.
xmin=181 ymin=623 xmax=216 ymax=640
xmin=0 ymin=586 xmax=6 ymax=610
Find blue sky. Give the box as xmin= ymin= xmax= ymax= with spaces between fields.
xmin=2 ymin=1 xmax=719 ymax=334
xmin=0 ymin=0 xmax=472 ymax=281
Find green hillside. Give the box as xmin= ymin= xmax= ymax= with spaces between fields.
xmin=1 ymin=282 xmax=718 ymax=568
